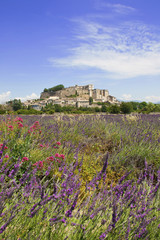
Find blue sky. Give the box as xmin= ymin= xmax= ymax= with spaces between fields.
xmin=1 ymin=0 xmax=160 ymax=103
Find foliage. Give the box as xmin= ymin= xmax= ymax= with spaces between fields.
xmin=43 ymin=84 xmax=64 ymax=93
xmin=109 ymin=104 xmax=120 ymax=114
xmin=0 ymin=115 xmax=160 ymax=239
xmin=89 ymin=97 xmax=93 ymax=105
xmin=11 ymin=99 xmax=23 ymax=111
xmin=120 ymin=102 xmax=133 ymax=114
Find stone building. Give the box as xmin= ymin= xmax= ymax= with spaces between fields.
xmin=39 ymin=84 xmax=119 ymax=106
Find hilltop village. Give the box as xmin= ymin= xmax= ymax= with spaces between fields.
xmin=23 ymin=84 xmax=119 ymax=110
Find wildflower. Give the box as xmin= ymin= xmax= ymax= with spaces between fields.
xmin=4 ymin=155 xmax=9 ymax=158
xmin=65 ymin=192 xmax=79 ymax=217
xmin=61 ymin=218 xmax=66 ymax=223
xmin=49 ymin=217 xmax=57 ymax=222
xmin=22 ymin=157 xmax=29 ymax=162
xmin=55 ymin=153 xmax=61 ymax=158
xmin=18 ymin=122 xmax=23 ymax=128
xmin=60 ymin=154 xmax=65 ymax=159
xmin=46 ymin=156 xmax=54 ymax=161
xmin=56 ymin=141 xmax=61 ymax=145
xmin=39 ymin=144 xmax=44 ymax=147
xmin=99 ymin=233 xmax=106 ymax=239
xmin=15 ymin=117 xmax=23 ymax=122
xmin=33 ymin=160 xmax=43 ymax=169
xmin=57 ymin=159 xmax=61 ymax=163
xmin=90 ymin=214 xmax=94 ymax=219
xmin=8 ymin=125 xmax=13 ymax=130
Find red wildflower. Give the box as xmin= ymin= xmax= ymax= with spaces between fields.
xmin=55 ymin=153 xmax=61 ymax=158
xmin=22 ymin=157 xmax=29 ymax=162
xmin=60 ymin=154 xmax=65 ymax=159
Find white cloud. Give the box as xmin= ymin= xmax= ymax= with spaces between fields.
xmin=15 ymin=93 xmax=39 ymax=102
xmin=94 ymin=0 xmax=135 ymax=14
xmin=121 ymin=94 xmax=132 ymax=101
xmin=49 ymin=19 xmax=160 ymax=79
xmin=104 ymin=3 xmax=135 ymax=15
xmin=0 ymin=91 xmax=11 ymax=104
xmin=145 ymin=96 xmax=160 ymax=103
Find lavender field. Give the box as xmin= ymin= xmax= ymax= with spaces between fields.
xmin=0 ymin=114 xmax=160 ymax=239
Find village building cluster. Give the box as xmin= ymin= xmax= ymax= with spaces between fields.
xmin=23 ymin=84 xmax=119 ymax=110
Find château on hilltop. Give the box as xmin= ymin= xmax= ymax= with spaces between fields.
xmin=40 ymin=84 xmax=119 ymax=106
xmin=24 ymin=84 xmax=119 ymax=111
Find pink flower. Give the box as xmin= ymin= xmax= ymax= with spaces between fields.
xmin=55 ymin=153 xmax=61 ymax=158
xmin=56 ymin=142 xmax=61 ymax=146
xmin=8 ymin=125 xmax=13 ymax=130
xmin=60 ymin=154 xmax=65 ymax=159
xmin=39 ymin=144 xmax=44 ymax=147
xmin=4 ymin=146 xmax=8 ymax=150
xmin=18 ymin=122 xmax=23 ymax=128
xmin=33 ymin=160 xmax=43 ymax=169
xmin=15 ymin=117 xmax=23 ymax=122
xmin=22 ymin=157 xmax=29 ymax=162
xmin=47 ymin=156 xmax=54 ymax=161
xmin=4 ymin=154 xmax=9 ymax=158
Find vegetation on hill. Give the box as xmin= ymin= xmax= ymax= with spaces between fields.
xmin=43 ymin=84 xmax=64 ymax=93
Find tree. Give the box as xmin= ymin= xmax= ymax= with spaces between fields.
xmin=146 ymin=102 xmax=155 ymax=113
xmin=120 ymin=102 xmax=133 ymax=114
xmin=12 ymin=99 xmax=22 ymax=111
xmin=89 ymin=97 xmax=93 ymax=105
xmin=43 ymin=85 xmax=64 ymax=93
xmin=43 ymin=88 xmax=48 ymax=92
xmin=109 ymin=104 xmax=120 ymax=114
xmin=138 ymin=102 xmax=147 ymax=110
xmin=101 ymin=105 xmax=108 ymax=112
xmin=130 ymin=101 xmax=139 ymax=111
xmin=54 ymin=104 xmax=62 ymax=112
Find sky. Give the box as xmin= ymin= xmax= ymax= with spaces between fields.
xmin=1 ymin=0 xmax=160 ymax=103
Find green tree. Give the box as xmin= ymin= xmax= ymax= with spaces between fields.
xmin=49 ymin=84 xmax=64 ymax=92
xmin=120 ymin=102 xmax=133 ymax=114
xmin=146 ymin=102 xmax=155 ymax=113
xmin=12 ymin=99 xmax=22 ymax=111
xmin=89 ymin=97 xmax=93 ymax=105
xmin=138 ymin=101 xmax=147 ymax=110
xmin=109 ymin=104 xmax=120 ymax=114
xmin=43 ymin=88 xmax=48 ymax=92
xmin=54 ymin=104 xmax=62 ymax=112
xmin=130 ymin=101 xmax=139 ymax=111
xmin=154 ymin=104 xmax=160 ymax=112
xmin=101 ymin=105 xmax=108 ymax=112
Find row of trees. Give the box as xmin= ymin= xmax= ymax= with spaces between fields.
xmin=1 ymin=99 xmax=160 ymax=115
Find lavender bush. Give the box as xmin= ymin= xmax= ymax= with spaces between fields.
xmin=0 ymin=114 xmax=160 ymax=239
